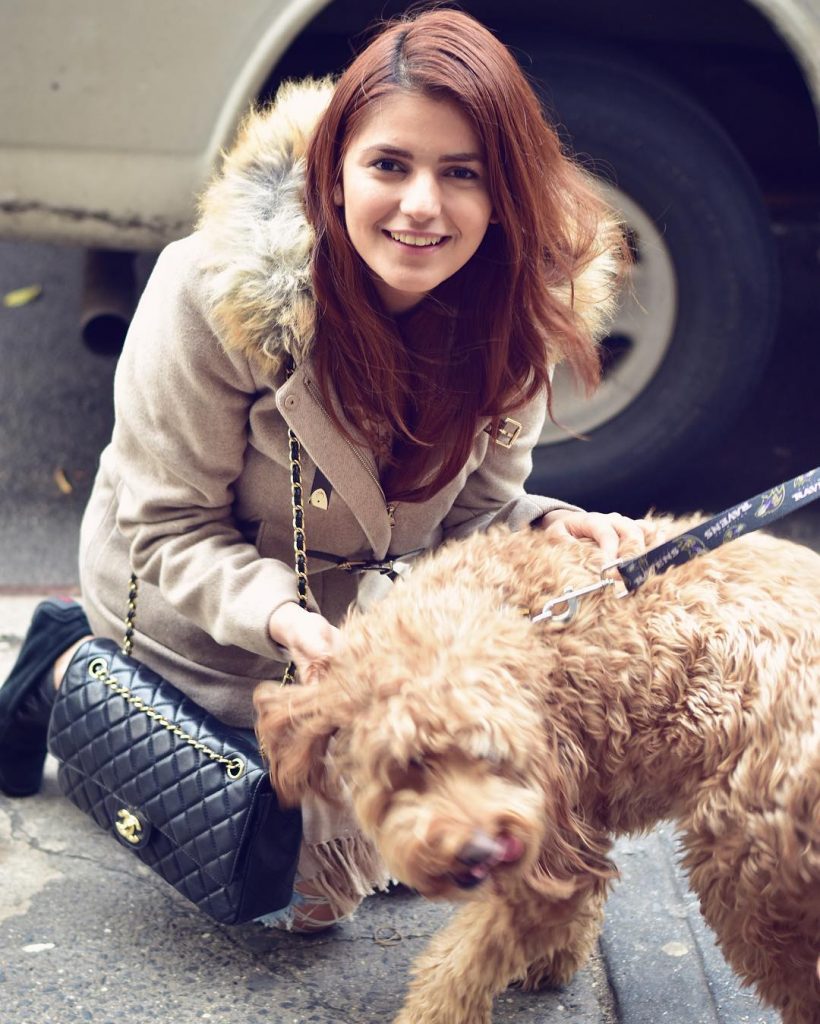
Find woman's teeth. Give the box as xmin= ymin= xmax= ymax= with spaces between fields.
xmin=388 ymin=231 xmax=445 ymax=247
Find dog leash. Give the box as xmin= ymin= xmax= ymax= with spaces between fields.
xmin=532 ymin=467 xmax=820 ymax=624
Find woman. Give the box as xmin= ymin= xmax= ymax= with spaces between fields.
xmin=0 ymin=9 xmax=645 ymax=929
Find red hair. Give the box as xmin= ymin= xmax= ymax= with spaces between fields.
xmin=304 ymin=8 xmax=623 ymax=502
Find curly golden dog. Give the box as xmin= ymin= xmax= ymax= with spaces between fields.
xmin=254 ymin=517 xmax=820 ymax=1024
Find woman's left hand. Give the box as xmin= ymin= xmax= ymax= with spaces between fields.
xmin=537 ymin=509 xmax=650 ymax=566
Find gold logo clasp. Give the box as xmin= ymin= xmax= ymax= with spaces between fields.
xmin=115 ymin=808 xmax=143 ymax=845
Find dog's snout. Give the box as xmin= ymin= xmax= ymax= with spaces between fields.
xmin=448 ymin=831 xmax=509 ymax=890
xmin=447 ymin=830 xmax=527 ymax=889
xmin=456 ymin=831 xmax=502 ymax=868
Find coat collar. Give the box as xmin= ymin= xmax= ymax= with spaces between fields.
xmin=276 ymin=357 xmax=394 ymax=559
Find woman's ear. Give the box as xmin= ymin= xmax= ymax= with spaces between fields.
xmin=333 ymin=183 xmax=344 ymax=207
xmin=253 ymin=680 xmax=349 ymax=806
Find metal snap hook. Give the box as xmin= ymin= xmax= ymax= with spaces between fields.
xmin=531 ymin=578 xmax=617 ymax=625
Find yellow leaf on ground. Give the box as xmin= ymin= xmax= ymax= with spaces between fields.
xmin=3 ymin=284 xmax=43 ymax=308
xmin=53 ymin=467 xmax=73 ymax=495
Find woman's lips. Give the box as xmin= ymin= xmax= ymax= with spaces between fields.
xmin=383 ymin=229 xmax=448 ymax=248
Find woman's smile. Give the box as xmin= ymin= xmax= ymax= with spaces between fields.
xmin=384 ymin=229 xmax=449 ymax=248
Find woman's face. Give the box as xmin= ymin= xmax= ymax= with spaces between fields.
xmin=335 ymin=91 xmax=495 ymax=314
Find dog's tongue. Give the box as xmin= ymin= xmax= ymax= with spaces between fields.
xmin=497 ymin=834 xmax=525 ymax=863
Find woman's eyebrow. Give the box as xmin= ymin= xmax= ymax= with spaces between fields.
xmin=363 ymin=144 xmax=483 ymax=162
xmin=363 ymin=145 xmax=413 ymax=158
xmin=439 ymin=152 xmax=483 ymax=163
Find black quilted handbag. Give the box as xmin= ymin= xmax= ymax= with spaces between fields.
xmin=46 ymin=398 xmax=310 ymax=925
xmin=47 ymin=636 xmax=302 ymax=924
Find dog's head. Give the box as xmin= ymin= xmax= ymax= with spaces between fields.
xmin=255 ymin=575 xmax=615 ymax=902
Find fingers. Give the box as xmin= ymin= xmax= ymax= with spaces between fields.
xmin=539 ymin=510 xmax=651 ymax=563
xmin=291 ymin=618 xmax=341 ymax=681
xmin=269 ymin=603 xmax=341 ymax=682
xmin=574 ymin=513 xmax=622 ymax=564
xmin=604 ymin=513 xmax=650 ymax=559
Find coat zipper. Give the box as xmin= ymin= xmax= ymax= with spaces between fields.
xmin=303 ymin=377 xmax=397 ymax=528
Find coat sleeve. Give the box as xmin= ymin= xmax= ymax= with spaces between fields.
xmin=110 ymin=239 xmax=297 ymax=660
xmin=440 ymin=389 xmax=581 ymax=542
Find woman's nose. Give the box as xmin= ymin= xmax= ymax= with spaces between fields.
xmin=399 ymin=173 xmax=442 ymax=221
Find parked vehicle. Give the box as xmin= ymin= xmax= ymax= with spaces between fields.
xmin=3 ymin=0 xmax=818 ymax=504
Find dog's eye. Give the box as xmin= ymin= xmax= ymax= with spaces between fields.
xmin=482 ymin=749 xmax=505 ymax=768
xmin=408 ymin=757 xmax=426 ymax=772
xmin=482 ymin=753 xmax=512 ymax=777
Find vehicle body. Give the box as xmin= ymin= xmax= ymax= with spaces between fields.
xmin=4 ymin=0 xmax=819 ymax=505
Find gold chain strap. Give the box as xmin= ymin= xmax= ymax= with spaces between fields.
xmin=122 ymin=573 xmax=138 ymax=657
xmin=112 ymin=356 xmax=306 ymax=792
xmin=87 ymin=655 xmax=246 ymax=780
xmin=119 ymin=568 xmax=246 ymax=778
xmin=281 ymin=358 xmax=308 ymax=685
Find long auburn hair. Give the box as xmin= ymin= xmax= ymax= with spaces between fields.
xmin=305 ymin=8 xmax=622 ymax=502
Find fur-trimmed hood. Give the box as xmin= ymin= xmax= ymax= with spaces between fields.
xmin=196 ymin=78 xmax=620 ymax=372
xmin=197 ymin=78 xmax=335 ymax=370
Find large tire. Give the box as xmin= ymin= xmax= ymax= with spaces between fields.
xmin=520 ymin=47 xmax=780 ymax=510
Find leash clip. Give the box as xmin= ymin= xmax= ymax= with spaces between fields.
xmin=531 ymin=576 xmax=618 ymax=625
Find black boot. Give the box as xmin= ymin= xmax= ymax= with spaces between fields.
xmin=0 ymin=599 xmax=91 ymax=797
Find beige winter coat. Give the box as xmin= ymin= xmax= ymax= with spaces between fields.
xmin=79 ymin=80 xmax=620 ymax=729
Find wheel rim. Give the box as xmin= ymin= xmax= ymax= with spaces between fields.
xmin=538 ymin=186 xmax=678 ymax=444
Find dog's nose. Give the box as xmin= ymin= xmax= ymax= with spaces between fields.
xmin=456 ymin=831 xmax=502 ymax=868
xmin=449 ymin=832 xmax=506 ymax=889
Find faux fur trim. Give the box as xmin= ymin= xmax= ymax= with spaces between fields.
xmin=196 ymin=77 xmax=622 ymax=370
xmin=556 ymin=209 xmax=624 ymax=346
xmin=197 ymin=78 xmax=335 ymax=371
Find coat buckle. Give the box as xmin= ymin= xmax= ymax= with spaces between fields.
xmin=492 ymin=417 xmax=522 ymax=449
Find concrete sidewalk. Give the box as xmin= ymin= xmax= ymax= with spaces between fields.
xmin=0 ymin=594 xmax=778 ymax=1024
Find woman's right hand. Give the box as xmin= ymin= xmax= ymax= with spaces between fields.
xmin=268 ymin=602 xmax=340 ymax=682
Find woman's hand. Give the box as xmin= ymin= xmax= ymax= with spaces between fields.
xmin=537 ymin=509 xmax=650 ymax=566
xmin=268 ymin=603 xmax=340 ymax=683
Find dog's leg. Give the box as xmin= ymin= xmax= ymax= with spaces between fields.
xmin=393 ymin=898 xmax=520 ymax=1024
xmin=519 ymin=885 xmax=606 ymax=990
xmin=393 ymin=891 xmax=595 ymax=1024
xmin=682 ymin=819 xmax=820 ymax=1024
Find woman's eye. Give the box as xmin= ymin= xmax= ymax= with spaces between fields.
xmin=373 ymin=159 xmax=404 ymax=173
xmin=445 ymin=166 xmax=479 ymax=180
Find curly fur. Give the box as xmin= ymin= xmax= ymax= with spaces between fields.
xmin=255 ymin=517 xmax=820 ymax=1023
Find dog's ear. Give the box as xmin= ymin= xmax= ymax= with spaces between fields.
xmin=527 ymin=731 xmax=617 ymax=899
xmin=253 ymin=679 xmax=351 ymax=807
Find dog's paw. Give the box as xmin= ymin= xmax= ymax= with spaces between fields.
xmin=519 ymin=948 xmax=585 ymax=991
xmin=394 ymin=1009 xmax=490 ymax=1024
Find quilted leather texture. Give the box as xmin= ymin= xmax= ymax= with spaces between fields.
xmin=48 ymin=638 xmax=301 ymax=924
